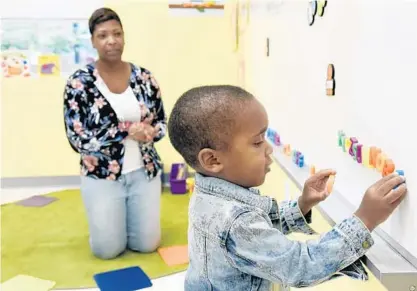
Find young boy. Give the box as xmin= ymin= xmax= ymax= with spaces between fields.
xmin=168 ymin=85 xmax=407 ymax=291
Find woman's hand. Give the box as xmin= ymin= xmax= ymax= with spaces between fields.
xmin=128 ymin=114 xmax=160 ymax=143
xmin=82 ymin=155 xmax=99 ymax=172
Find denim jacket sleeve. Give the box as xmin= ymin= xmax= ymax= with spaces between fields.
xmin=272 ymin=199 xmax=316 ymax=235
xmin=225 ymin=211 xmax=374 ymax=288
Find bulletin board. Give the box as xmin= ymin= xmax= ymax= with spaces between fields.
xmin=168 ymin=1 xmax=225 ymax=16
xmin=1 ymin=18 xmax=96 ymax=78
xmin=255 ymin=0 xmax=417 ymax=270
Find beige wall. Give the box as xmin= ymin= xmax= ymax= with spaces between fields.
xmin=1 ymin=0 xmax=239 ymax=178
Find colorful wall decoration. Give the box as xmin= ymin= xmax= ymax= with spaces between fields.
xmin=168 ymin=1 xmax=225 ymax=16
xmin=337 ymin=130 xmax=400 ymax=178
xmin=266 ymin=127 xmax=335 ymax=192
xmin=0 ymin=18 xmax=96 ymax=78
xmin=38 ymin=55 xmax=61 ymax=76
xmin=1 ymin=51 xmax=31 ymax=77
xmin=267 ymin=128 xmax=305 ymax=169
xmin=326 ymin=64 xmax=335 ymax=96
xmin=267 ymin=127 xmax=404 ymax=180
xmin=307 ymin=0 xmax=327 ymax=26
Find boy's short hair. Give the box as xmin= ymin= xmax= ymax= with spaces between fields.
xmin=168 ymin=85 xmax=253 ymax=168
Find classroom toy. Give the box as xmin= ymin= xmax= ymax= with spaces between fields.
xmin=382 ymin=159 xmax=395 ymax=177
xmin=353 ymin=143 xmax=363 ymax=163
xmin=266 ymin=129 xmax=271 ymax=140
xmin=292 ymin=150 xmax=298 ymax=163
xmin=0 ymin=274 xmax=55 ymax=291
xmin=394 ymin=170 xmax=404 ymax=189
xmin=292 ymin=150 xmax=304 ymax=168
xmin=266 ymin=128 xmax=276 ymax=141
xmin=297 ymin=154 xmax=305 ymax=167
xmin=266 ymin=128 xmax=273 ymax=140
xmin=307 ymin=1 xmax=316 ymax=26
xmin=337 ymin=130 xmax=345 ymax=147
xmin=362 ymin=146 xmax=370 ymax=167
xmin=338 ymin=131 xmax=347 ymax=152
xmin=273 ymin=133 xmax=281 ymax=146
xmin=337 ymin=131 xmax=401 ymax=180
xmin=310 ymin=165 xmax=316 ymax=175
xmin=326 ymin=64 xmax=335 ymax=96
xmin=157 ymin=245 xmax=189 ymax=267
xmin=266 ymin=128 xmax=281 ymax=145
xmin=344 ymin=137 xmax=352 ymax=153
xmin=170 ymin=163 xmax=188 ymax=194
xmin=292 ymin=150 xmax=304 ymax=167
xmin=376 ymin=153 xmax=387 ymax=173
xmin=326 ymin=174 xmax=335 ymax=193
xmin=348 ymin=137 xmax=358 ymax=156
xmin=15 ymin=195 xmax=57 ymax=207
xmin=93 ymin=266 xmax=152 ymax=291
xmin=310 ymin=1 xmax=317 ymax=15
xmin=317 ymin=0 xmax=327 ymax=16
xmin=369 ymin=147 xmax=381 ymax=168
xmin=283 ymin=144 xmax=291 ymax=156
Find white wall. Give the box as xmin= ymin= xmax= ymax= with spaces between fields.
xmin=248 ymin=0 xmax=417 ymax=262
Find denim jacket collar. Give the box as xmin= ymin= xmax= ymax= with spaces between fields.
xmin=194 ymin=173 xmax=274 ymax=214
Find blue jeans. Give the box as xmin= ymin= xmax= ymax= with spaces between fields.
xmin=80 ymin=168 xmax=161 ymax=259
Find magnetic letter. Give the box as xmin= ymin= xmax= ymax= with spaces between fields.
xmin=362 ymin=146 xmax=370 ymax=167
xmin=355 ymin=144 xmax=363 ymax=163
xmin=344 ymin=138 xmax=352 ymax=153
xmin=338 ymin=130 xmax=345 ymax=147
xmin=382 ymin=159 xmax=395 ymax=177
xmin=376 ymin=153 xmax=387 ymax=173
xmin=349 ymin=137 xmax=358 ymax=156
xmin=369 ymin=147 xmax=381 ymax=168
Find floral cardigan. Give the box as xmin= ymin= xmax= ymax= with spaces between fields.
xmin=63 ymin=62 xmax=166 ymax=181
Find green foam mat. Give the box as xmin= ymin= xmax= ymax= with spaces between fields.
xmin=1 ymin=189 xmax=190 ymax=289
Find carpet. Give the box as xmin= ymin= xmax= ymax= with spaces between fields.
xmin=1 ymin=189 xmax=190 ymax=289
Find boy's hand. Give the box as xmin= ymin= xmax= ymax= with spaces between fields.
xmin=299 ymin=169 xmax=337 ymax=215
xmin=354 ymin=173 xmax=407 ymax=232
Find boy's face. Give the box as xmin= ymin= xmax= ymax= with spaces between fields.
xmin=198 ymin=98 xmax=273 ymax=188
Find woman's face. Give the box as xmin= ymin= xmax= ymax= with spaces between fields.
xmin=91 ymin=19 xmax=124 ymax=62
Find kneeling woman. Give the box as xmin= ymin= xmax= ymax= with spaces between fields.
xmin=63 ymin=7 xmax=166 ymax=259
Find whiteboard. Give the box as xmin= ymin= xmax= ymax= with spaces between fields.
xmin=253 ymin=0 xmax=417 ymax=263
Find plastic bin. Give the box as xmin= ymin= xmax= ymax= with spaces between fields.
xmin=169 ymin=163 xmax=188 ymax=194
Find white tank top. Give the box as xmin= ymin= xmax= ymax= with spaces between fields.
xmin=95 ymin=76 xmax=144 ymax=174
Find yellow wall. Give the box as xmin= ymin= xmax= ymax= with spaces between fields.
xmin=1 ymin=0 xmax=238 ymax=178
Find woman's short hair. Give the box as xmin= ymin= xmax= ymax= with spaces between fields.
xmin=88 ymin=7 xmax=123 ymax=34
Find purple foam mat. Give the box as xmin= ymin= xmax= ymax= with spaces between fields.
xmin=15 ymin=195 xmax=58 ymax=207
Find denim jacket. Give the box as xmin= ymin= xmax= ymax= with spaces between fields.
xmin=185 ymin=173 xmax=374 ymax=291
